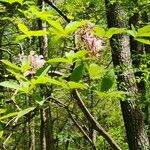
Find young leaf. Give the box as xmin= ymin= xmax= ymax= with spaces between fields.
xmin=0 ymin=0 xmax=23 ymax=4
xmin=28 ymin=30 xmax=48 ymax=36
xmin=0 ymin=109 xmax=6 ymax=114
xmin=47 ymin=20 xmax=64 ymax=33
xmin=15 ymin=35 xmax=28 ymax=42
xmin=88 ymin=64 xmax=104 ymax=79
xmin=7 ymin=69 xmax=27 ymax=80
xmin=75 ymin=50 xmax=88 ymax=58
xmin=0 ymin=81 xmax=20 ymax=90
xmin=65 ymin=20 xmax=88 ymax=34
xmin=17 ymin=107 xmax=36 ymax=119
xmin=18 ymin=23 xmax=28 ymax=34
xmin=48 ymin=58 xmax=72 ymax=64
xmin=0 ymin=112 xmax=18 ymax=121
xmin=1 ymin=60 xmax=21 ymax=70
xmin=105 ymin=28 xmax=126 ymax=38
xmin=31 ymin=77 xmax=67 ymax=88
xmin=0 ymin=130 xmax=3 ymax=138
xmin=135 ymin=38 xmax=150 ymax=45
xmin=70 ymin=63 xmax=85 ymax=82
xmin=68 ymin=81 xmax=86 ymax=89
xmin=137 ymin=25 xmax=150 ymax=37
xmin=93 ymin=26 xmax=106 ymax=37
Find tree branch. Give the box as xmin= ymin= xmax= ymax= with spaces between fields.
xmin=43 ymin=0 xmax=71 ymax=23
xmin=72 ymin=90 xmax=121 ymax=150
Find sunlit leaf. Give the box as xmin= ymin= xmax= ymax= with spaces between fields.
xmin=0 ymin=0 xmax=23 ymax=4
xmin=47 ymin=19 xmax=64 ymax=33
xmin=28 ymin=30 xmax=48 ymax=36
xmin=31 ymin=77 xmax=67 ymax=88
xmin=68 ymin=81 xmax=86 ymax=89
xmin=48 ymin=58 xmax=72 ymax=64
xmin=0 ymin=112 xmax=18 ymax=121
xmin=65 ymin=20 xmax=88 ymax=34
xmin=18 ymin=23 xmax=28 ymax=34
xmin=94 ymin=26 xmax=106 ymax=37
xmin=1 ymin=60 xmax=21 ymax=70
xmin=0 ymin=81 xmax=20 ymax=90
xmin=17 ymin=107 xmax=36 ymax=119
xmin=106 ymin=28 xmax=126 ymax=38
xmin=0 ymin=109 xmax=6 ymax=114
xmin=7 ymin=69 xmax=27 ymax=80
xmin=135 ymin=38 xmax=150 ymax=45
xmin=88 ymin=64 xmax=104 ymax=79
xmin=15 ymin=35 xmax=28 ymax=42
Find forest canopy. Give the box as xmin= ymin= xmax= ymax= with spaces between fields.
xmin=0 ymin=0 xmax=150 ymax=150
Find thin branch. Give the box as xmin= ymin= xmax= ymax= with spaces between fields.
xmin=72 ymin=90 xmax=121 ymax=150
xmin=67 ymin=110 xmax=97 ymax=150
xmin=43 ymin=0 xmax=71 ymax=23
xmin=49 ymin=97 xmax=96 ymax=150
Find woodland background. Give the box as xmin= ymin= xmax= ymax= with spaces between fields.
xmin=0 ymin=0 xmax=150 ymax=150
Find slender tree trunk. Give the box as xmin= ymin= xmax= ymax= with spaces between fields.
xmin=37 ymin=1 xmax=55 ymax=150
xmin=105 ymin=1 xmax=149 ymax=149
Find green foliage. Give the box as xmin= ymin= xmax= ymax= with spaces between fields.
xmin=70 ymin=63 xmax=85 ymax=82
xmin=87 ymin=63 xmax=105 ymax=79
xmin=1 ymin=0 xmax=150 ymax=149
xmin=0 ymin=0 xmax=23 ymax=4
xmin=100 ymin=70 xmax=115 ymax=92
xmin=0 ymin=81 xmax=20 ymax=90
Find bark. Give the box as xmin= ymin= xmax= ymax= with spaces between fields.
xmin=38 ymin=1 xmax=55 ymax=150
xmin=105 ymin=1 xmax=149 ymax=149
xmin=72 ymin=90 xmax=121 ymax=150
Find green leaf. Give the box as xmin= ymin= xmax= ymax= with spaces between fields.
xmin=17 ymin=107 xmax=36 ymax=119
xmin=18 ymin=23 xmax=28 ymax=34
xmin=15 ymin=35 xmax=28 ymax=42
xmin=65 ymin=20 xmax=88 ymax=34
xmin=0 ymin=109 xmax=6 ymax=114
xmin=68 ymin=81 xmax=86 ymax=89
xmin=93 ymin=26 xmax=106 ymax=37
xmin=88 ymin=64 xmax=104 ymax=79
xmin=0 ymin=130 xmax=3 ymax=138
xmin=135 ymin=38 xmax=150 ymax=45
xmin=0 ymin=0 xmax=23 ymax=4
xmin=70 ymin=63 xmax=85 ymax=82
xmin=47 ymin=20 xmax=64 ymax=33
xmin=7 ymin=69 xmax=27 ymax=80
xmin=127 ymin=30 xmax=136 ymax=37
xmin=48 ymin=58 xmax=72 ymax=64
xmin=0 ymin=81 xmax=20 ymax=90
xmin=75 ymin=50 xmax=88 ymax=58
xmin=1 ymin=60 xmax=21 ymax=70
xmin=28 ymin=30 xmax=48 ymax=36
xmin=31 ymin=77 xmax=68 ymax=88
xmin=0 ymin=112 xmax=18 ymax=121
xmin=36 ymin=66 xmax=51 ymax=77
xmin=106 ymin=27 xmax=126 ymax=38
xmin=101 ymin=70 xmax=115 ymax=92
xmin=137 ymin=25 xmax=150 ymax=37
xmin=131 ymin=24 xmax=137 ymax=37
xmin=96 ymin=91 xmax=125 ymax=99
xmin=32 ymin=94 xmax=44 ymax=106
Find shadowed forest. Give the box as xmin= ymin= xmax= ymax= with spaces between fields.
xmin=0 ymin=0 xmax=150 ymax=149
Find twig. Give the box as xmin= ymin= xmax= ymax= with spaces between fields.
xmin=72 ymin=90 xmax=121 ymax=150
xmin=43 ymin=0 xmax=71 ymax=23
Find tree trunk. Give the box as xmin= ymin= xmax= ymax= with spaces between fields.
xmin=105 ymin=1 xmax=149 ymax=149
xmin=37 ymin=1 xmax=55 ymax=150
